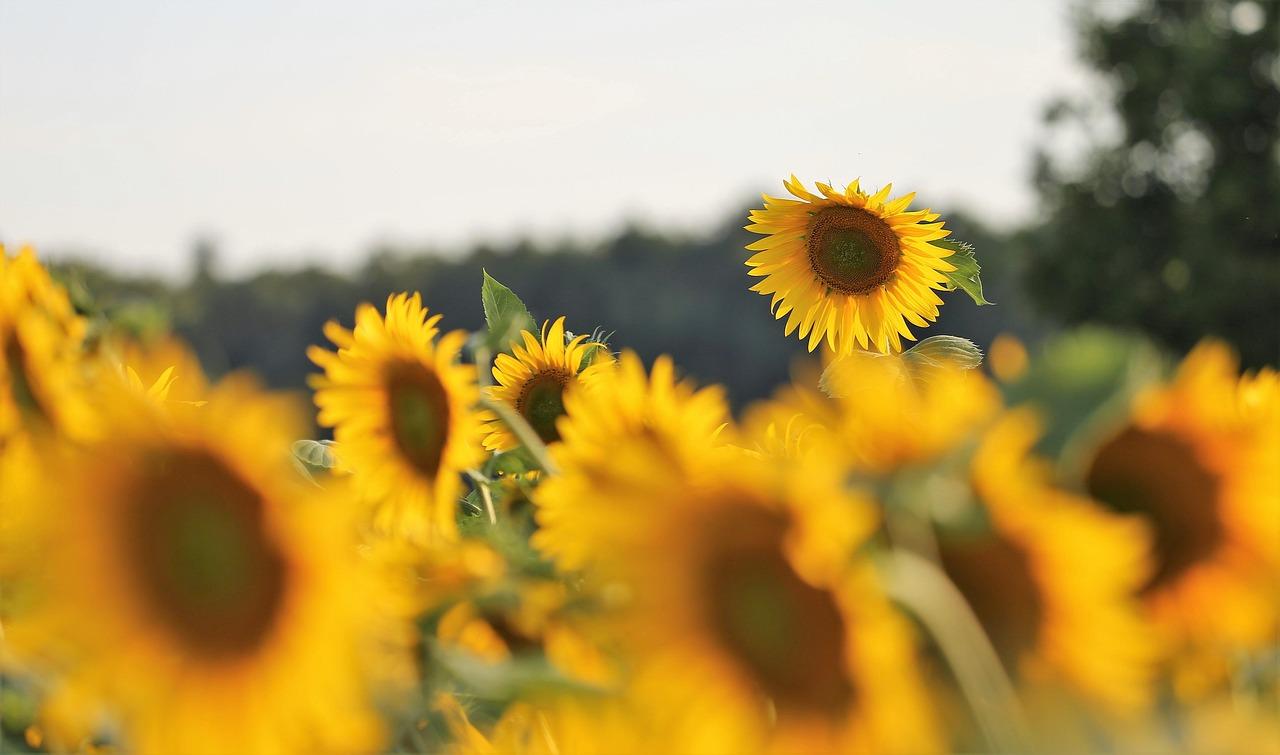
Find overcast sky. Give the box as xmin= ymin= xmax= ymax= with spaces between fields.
xmin=0 ymin=1 xmax=1090 ymax=278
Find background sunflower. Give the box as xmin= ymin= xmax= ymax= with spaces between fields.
xmin=745 ymin=177 xmax=962 ymax=355
xmin=480 ymin=317 xmax=612 ymax=451
xmin=309 ymin=293 xmax=483 ymax=542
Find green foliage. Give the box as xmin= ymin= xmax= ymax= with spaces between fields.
xmin=1001 ymin=327 xmax=1163 ymax=470
xmin=1028 ymin=0 xmax=1279 ymax=367
xmin=934 ymin=240 xmax=993 ymax=306
xmin=480 ymin=270 xmax=536 ymax=353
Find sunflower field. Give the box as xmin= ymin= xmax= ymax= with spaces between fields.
xmin=1 ymin=175 xmax=1277 ymax=755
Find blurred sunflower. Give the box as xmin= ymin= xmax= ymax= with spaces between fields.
xmin=536 ymin=372 xmax=941 ymax=752
xmin=745 ymin=176 xmax=956 ymax=354
xmin=0 ymin=246 xmax=93 ymax=445
xmin=436 ymin=692 xmax=649 ymax=755
xmin=531 ymin=350 xmax=731 ymax=571
xmin=1081 ymin=342 xmax=1280 ymax=686
xmin=937 ymin=410 xmax=1155 ymax=716
xmin=480 ymin=317 xmax=612 ymax=451
xmin=4 ymin=377 xmax=401 ymax=755
xmin=751 ymin=351 xmax=1000 ymax=474
xmin=310 ymin=293 xmax=483 ymax=542
xmin=104 ymin=333 xmax=210 ymax=405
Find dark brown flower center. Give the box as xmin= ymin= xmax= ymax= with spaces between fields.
xmin=1085 ymin=426 xmax=1223 ymax=592
xmin=516 ymin=369 xmax=571 ymax=444
xmin=126 ymin=450 xmax=289 ymax=657
xmin=4 ymin=333 xmax=49 ymax=421
xmin=701 ymin=507 xmax=854 ymax=717
xmin=385 ymin=361 xmax=452 ymax=477
xmin=938 ymin=532 xmax=1045 ymax=673
xmin=806 ymin=207 xmax=902 ymax=295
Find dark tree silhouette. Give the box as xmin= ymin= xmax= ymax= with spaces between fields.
xmin=1027 ymin=0 xmax=1279 ymax=367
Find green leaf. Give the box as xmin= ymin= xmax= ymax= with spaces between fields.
xmin=484 ymin=447 xmax=539 ymax=478
xmin=902 ymin=336 xmax=984 ymax=372
xmin=933 ymin=239 xmax=993 ymax=306
xmin=480 ymin=270 xmax=536 ymax=352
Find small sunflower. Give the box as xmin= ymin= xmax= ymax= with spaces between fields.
xmin=531 ymin=350 xmax=732 ymax=571
xmin=309 ymin=293 xmax=483 ymax=542
xmin=1081 ymin=342 xmax=1280 ymax=685
xmin=537 ymin=413 xmax=941 ymax=753
xmin=937 ymin=410 xmax=1155 ymax=717
xmin=745 ymin=176 xmax=957 ymax=354
xmin=0 ymin=246 xmax=93 ymax=446
xmin=4 ymin=377 xmax=401 ymax=755
xmin=480 ymin=317 xmax=612 ymax=451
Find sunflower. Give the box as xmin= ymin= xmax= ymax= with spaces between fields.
xmin=1080 ymin=341 xmax=1280 ymax=690
xmin=480 ymin=317 xmax=612 ymax=451
xmin=309 ymin=293 xmax=483 ymax=542
xmin=103 ymin=332 xmax=210 ymax=405
xmin=3 ymin=376 xmax=402 ymax=755
xmin=748 ymin=351 xmax=1000 ymax=475
xmin=0 ymin=246 xmax=93 ymax=446
xmin=531 ymin=350 xmax=732 ymax=571
xmin=534 ymin=360 xmax=941 ymax=753
xmin=936 ymin=410 xmax=1155 ymax=718
xmin=435 ymin=691 xmax=651 ymax=755
xmin=745 ymin=176 xmax=957 ymax=354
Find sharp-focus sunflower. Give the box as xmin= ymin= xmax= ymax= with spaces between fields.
xmin=531 ymin=350 xmax=732 ymax=571
xmin=4 ymin=377 xmax=401 ymax=755
xmin=936 ymin=410 xmax=1155 ymax=718
xmin=0 ymin=246 xmax=93 ymax=446
xmin=1080 ymin=342 xmax=1280 ymax=685
xmin=541 ymin=440 xmax=940 ymax=751
xmin=310 ymin=293 xmax=483 ymax=542
xmin=745 ymin=176 xmax=957 ymax=354
xmin=480 ymin=317 xmax=612 ymax=451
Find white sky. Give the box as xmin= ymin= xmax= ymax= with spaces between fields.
xmin=0 ymin=0 xmax=1088 ymax=278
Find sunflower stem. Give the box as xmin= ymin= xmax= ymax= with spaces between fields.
xmin=884 ymin=549 xmax=1034 ymax=754
xmin=480 ymin=485 xmax=497 ymax=525
xmin=477 ymin=397 xmax=559 ymax=475
xmin=474 ymin=343 xmax=494 ymax=388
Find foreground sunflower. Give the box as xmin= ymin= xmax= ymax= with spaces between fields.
xmin=0 ymin=246 xmax=93 ymax=446
xmin=480 ymin=317 xmax=612 ymax=451
xmin=310 ymin=293 xmax=483 ymax=542
xmin=535 ymin=356 xmax=940 ymax=753
xmin=531 ymin=350 xmax=731 ymax=571
xmin=937 ymin=410 xmax=1155 ymax=720
xmin=1080 ymin=341 xmax=1280 ymax=690
xmin=4 ymin=377 xmax=400 ymax=755
xmin=745 ymin=176 xmax=957 ymax=354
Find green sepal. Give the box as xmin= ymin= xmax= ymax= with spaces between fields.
xmin=903 ymin=335 xmax=984 ymax=372
xmin=291 ymin=439 xmax=339 ymax=484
